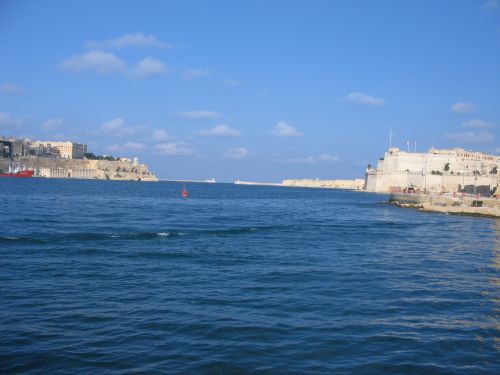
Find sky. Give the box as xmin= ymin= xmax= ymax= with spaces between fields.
xmin=1 ymin=0 xmax=499 ymax=182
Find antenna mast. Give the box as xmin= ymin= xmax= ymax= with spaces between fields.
xmin=389 ymin=128 xmax=396 ymax=149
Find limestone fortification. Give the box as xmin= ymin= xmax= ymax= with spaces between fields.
xmin=365 ymin=147 xmax=500 ymax=195
xmin=0 ymin=157 xmax=158 ymax=182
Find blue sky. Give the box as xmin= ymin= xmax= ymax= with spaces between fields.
xmin=1 ymin=0 xmax=499 ymax=181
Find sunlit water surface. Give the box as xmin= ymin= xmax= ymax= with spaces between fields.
xmin=0 ymin=179 xmax=498 ymax=374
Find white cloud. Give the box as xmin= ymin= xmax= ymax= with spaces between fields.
xmin=178 ymin=110 xmax=220 ymax=119
xmin=100 ymin=118 xmax=148 ymax=137
xmin=201 ymin=124 xmax=240 ymax=137
xmin=60 ymin=51 xmax=166 ymax=78
xmin=445 ymin=131 xmax=493 ymax=144
xmin=462 ymin=119 xmax=493 ymax=129
xmin=0 ymin=83 xmax=23 ymax=94
xmin=271 ymin=121 xmax=301 ymax=137
xmin=223 ymin=79 xmax=241 ymax=88
xmin=483 ymin=0 xmax=498 ymax=10
xmin=0 ymin=111 xmax=22 ymax=129
xmin=450 ymin=102 xmax=475 ymax=114
xmin=345 ymin=92 xmax=385 ymax=106
xmin=42 ymin=118 xmax=64 ymax=131
xmin=183 ymin=68 xmax=212 ymax=81
xmin=86 ymin=33 xmax=170 ymax=49
xmin=59 ymin=51 xmax=126 ymax=74
xmin=102 ymin=118 xmax=125 ymax=132
xmin=224 ymin=147 xmax=249 ymax=159
xmin=288 ymin=154 xmax=340 ymax=164
xmin=124 ymin=142 xmax=144 ymax=150
xmin=155 ymin=142 xmax=193 ymax=156
xmin=153 ymin=129 xmax=172 ymax=141
xmin=129 ymin=57 xmax=167 ymax=77
xmin=108 ymin=142 xmax=145 ymax=152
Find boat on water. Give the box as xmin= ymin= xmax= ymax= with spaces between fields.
xmin=0 ymin=163 xmax=34 ymax=178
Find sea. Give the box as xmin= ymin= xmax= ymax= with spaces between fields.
xmin=0 ymin=179 xmax=498 ymax=374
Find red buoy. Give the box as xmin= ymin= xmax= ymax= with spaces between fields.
xmin=182 ymin=186 xmax=188 ymax=198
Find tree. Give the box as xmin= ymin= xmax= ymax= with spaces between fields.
xmin=491 ymin=166 xmax=498 ymax=175
xmin=444 ymin=163 xmax=450 ymax=172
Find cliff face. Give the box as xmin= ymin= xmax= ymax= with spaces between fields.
xmin=0 ymin=157 xmax=158 ymax=181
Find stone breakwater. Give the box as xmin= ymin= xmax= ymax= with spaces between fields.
xmin=0 ymin=158 xmax=158 ymax=182
xmin=282 ymin=179 xmax=365 ymax=190
xmin=389 ymin=193 xmax=500 ymax=218
xmin=234 ymin=179 xmax=365 ymax=189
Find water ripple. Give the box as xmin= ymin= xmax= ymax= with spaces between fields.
xmin=0 ymin=180 xmax=498 ymax=374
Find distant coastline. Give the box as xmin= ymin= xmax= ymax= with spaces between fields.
xmin=1 ymin=136 xmax=157 ymax=182
xmin=0 ymin=157 xmax=158 ymax=182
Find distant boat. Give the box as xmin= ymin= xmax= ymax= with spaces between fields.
xmin=0 ymin=163 xmax=34 ymax=178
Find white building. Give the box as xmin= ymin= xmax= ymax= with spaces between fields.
xmin=365 ymin=147 xmax=500 ymax=195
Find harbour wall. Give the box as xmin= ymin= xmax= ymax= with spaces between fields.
xmin=389 ymin=192 xmax=500 ymax=218
xmin=282 ymin=179 xmax=365 ymax=190
xmin=366 ymin=171 xmax=496 ymax=195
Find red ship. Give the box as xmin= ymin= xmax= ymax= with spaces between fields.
xmin=0 ymin=163 xmax=34 ymax=178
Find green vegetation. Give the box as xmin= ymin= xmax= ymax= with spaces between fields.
xmin=84 ymin=152 xmax=117 ymax=161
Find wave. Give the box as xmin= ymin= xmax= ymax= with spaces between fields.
xmin=0 ymin=225 xmax=284 ymax=244
xmin=0 ymin=236 xmax=48 ymax=244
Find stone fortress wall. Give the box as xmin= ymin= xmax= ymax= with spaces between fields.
xmin=365 ymin=147 xmax=500 ymax=194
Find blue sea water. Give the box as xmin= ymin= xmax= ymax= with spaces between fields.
xmin=0 ymin=179 xmax=498 ymax=374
